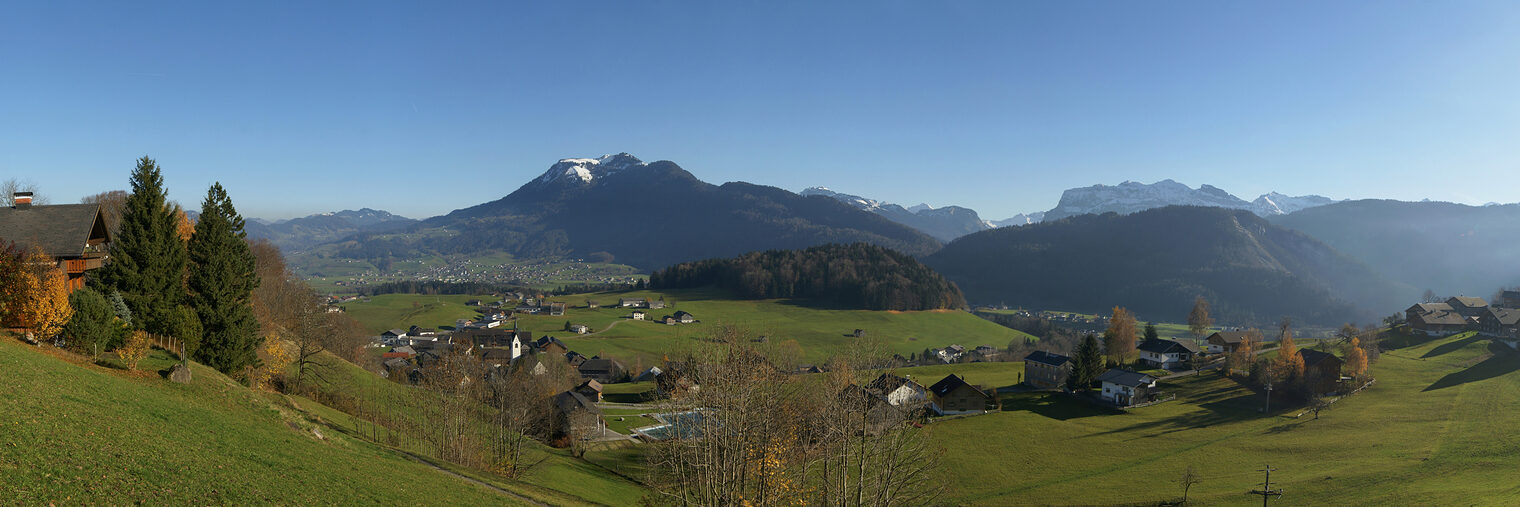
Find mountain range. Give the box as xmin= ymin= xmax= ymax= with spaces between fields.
xmin=318 ymin=154 xmax=939 ymax=270
xmin=798 ymin=187 xmax=989 ymax=242
xmin=252 ymin=154 xmax=1520 ymax=325
xmin=925 ymin=206 xmax=1413 ymax=326
xmin=801 ymin=179 xmax=1336 ymax=242
xmin=243 ymin=208 xmax=416 ymax=252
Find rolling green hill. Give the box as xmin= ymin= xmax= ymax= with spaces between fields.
xmin=0 ymin=337 xmax=540 ymax=505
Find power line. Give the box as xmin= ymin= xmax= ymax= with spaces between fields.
xmin=1248 ymin=465 xmax=1283 ymax=506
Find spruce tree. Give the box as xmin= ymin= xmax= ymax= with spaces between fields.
xmin=1069 ymin=333 xmax=1106 ymax=391
xmin=95 ymin=156 xmax=189 ymax=336
xmin=187 ymin=183 xmax=261 ymax=375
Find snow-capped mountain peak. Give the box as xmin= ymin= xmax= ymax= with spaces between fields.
xmin=1249 ymin=192 xmax=1337 ymax=216
xmin=906 ymin=203 xmax=935 ymax=213
xmin=537 ymin=153 xmax=645 ymax=185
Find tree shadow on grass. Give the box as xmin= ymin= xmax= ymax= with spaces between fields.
xmin=1083 ymin=379 xmax=1264 ymax=439
xmin=1421 ymin=334 xmax=1484 ymax=358
xmin=1000 ymin=392 xmax=1115 ymax=421
xmin=1423 ymin=343 xmax=1519 ymax=392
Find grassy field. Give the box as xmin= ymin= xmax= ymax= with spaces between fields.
xmin=0 ymin=337 xmax=535 ymax=505
xmin=865 ymin=361 xmax=1028 ymax=391
xmin=499 ymin=289 xmax=1036 ymax=366
xmin=339 ymin=293 xmax=490 ymax=334
xmin=924 ymin=331 xmax=1520 ymax=505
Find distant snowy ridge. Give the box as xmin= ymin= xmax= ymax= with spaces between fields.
xmin=1044 ymin=180 xmax=1337 ymax=221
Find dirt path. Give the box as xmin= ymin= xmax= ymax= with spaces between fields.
xmin=398 ymin=450 xmax=548 ymax=506
xmin=582 ymin=318 xmax=629 ymax=337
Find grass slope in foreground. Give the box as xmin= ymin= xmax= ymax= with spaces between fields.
xmin=0 ymin=338 xmax=536 ymax=505
xmin=928 ymin=332 xmax=1520 ymax=505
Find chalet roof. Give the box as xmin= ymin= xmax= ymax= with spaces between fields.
xmin=867 ymin=373 xmax=923 ymax=393
xmin=1485 ymin=307 xmax=1520 ymax=326
xmin=1412 ymin=310 xmax=1467 ymax=326
xmin=634 ymin=366 xmax=663 ymax=381
xmin=382 ymin=329 xmax=407 ymax=337
xmin=1447 ymin=296 xmax=1488 ymax=309
xmin=576 ymin=379 xmax=604 ymax=393
xmin=0 ymin=203 xmax=108 ymax=258
xmin=1023 ymin=350 xmax=1071 ymax=367
xmin=928 ymin=374 xmax=987 ymax=399
xmin=1207 ymin=331 xmax=1251 ymax=344
xmin=1097 ymin=369 xmax=1156 ymax=388
xmin=534 ymin=336 xmax=569 ymax=350
xmin=1407 ymin=303 xmax=1453 ymax=315
xmin=553 ymin=390 xmax=600 ymax=415
xmin=1138 ymin=338 xmax=1198 ymax=354
xmin=579 ymin=358 xmax=625 ymax=373
xmin=674 ymin=311 xmax=693 ymax=318
xmin=390 ymin=346 xmax=416 ymax=355
xmin=1298 ymin=349 xmax=1343 ymax=368
xmin=383 ymin=358 xmax=411 ymax=370
xmin=481 ymin=348 xmax=514 ymax=360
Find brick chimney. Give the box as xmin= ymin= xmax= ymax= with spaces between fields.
xmin=13 ymin=191 xmax=32 ymax=209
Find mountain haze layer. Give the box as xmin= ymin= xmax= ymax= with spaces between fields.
xmin=926 ymin=206 xmax=1411 ymax=326
xmin=1271 ymin=199 xmax=1520 ymax=298
xmin=799 ymin=187 xmax=991 ymax=241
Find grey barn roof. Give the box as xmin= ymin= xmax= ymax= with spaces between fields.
xmin=0 ymin=203 xmax=108 ymax=258
xmin=1138 ymin=338 xmax=1198 ymax=354
xmin=1023 ymin=350 xmax=1071 ymax=367
xmin=1097 ymin=369 xmax=1156 ymax=387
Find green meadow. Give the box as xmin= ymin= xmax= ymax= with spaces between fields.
xmin=347 ymin=289 xmax=1037 ymax=365
xmin=927 ymin=331 xmax=1520 ymax=505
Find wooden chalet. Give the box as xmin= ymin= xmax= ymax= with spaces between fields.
xmin=1205 ymin=331 xmax=1251 ymax=354
xmin=1298 ymin=349 xmax=1344 ymax=395
xmin=927 ymin=374 xmax=992 ymax=415
xmin=0 ymin=196 xmax=111 ymax=291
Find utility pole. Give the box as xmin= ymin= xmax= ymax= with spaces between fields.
xmin=1248 ymin=465 xmax=1283 ymax=506
xmin=1263 ymin=381 xmax=1273 ymax=413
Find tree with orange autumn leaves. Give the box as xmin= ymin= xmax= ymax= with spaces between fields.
xmin=2 ymin=247 xmax=75 ymax=341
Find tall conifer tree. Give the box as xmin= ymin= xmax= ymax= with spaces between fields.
xmin=95 ymin=156 xmax=188 ymax=336
xmin=188 ymin=183 xmax=261 ymax=375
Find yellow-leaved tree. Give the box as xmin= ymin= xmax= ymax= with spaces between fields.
xmin=1343 ymin=337 xmax=1368 ymax=379
xmin=119 ymin=330 xmax=152 ymax=370
xmin=1271 ymin=332 xmax=1305 ymax=384
xmin=16 ymin=249 xmax=74 ymax=340
xmin=254 ymin=336 xmax=294 ymax=390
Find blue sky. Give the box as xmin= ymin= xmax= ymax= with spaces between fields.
xmin=3 ymin=1 xmax=1518 ymax=220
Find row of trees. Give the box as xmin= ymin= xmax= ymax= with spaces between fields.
xmin=80 ymin=157 xmax=261 ymax=376
xmin=650 ymin=243 xmax=967 ymax=311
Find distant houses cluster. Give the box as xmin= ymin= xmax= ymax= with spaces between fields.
xmin=1405 ymin=294 xmax=1520 ymax=348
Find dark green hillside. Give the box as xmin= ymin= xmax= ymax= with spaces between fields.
xmin=926 ymin=206 xmax=1409 ymax=326
xmin=650 ymin=243 xmax=966 ymax=310
xmin=327 ymin=156 xmax=942 ymax=270
xmin=1271 ymin=199 xmax=1520 ymax=297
